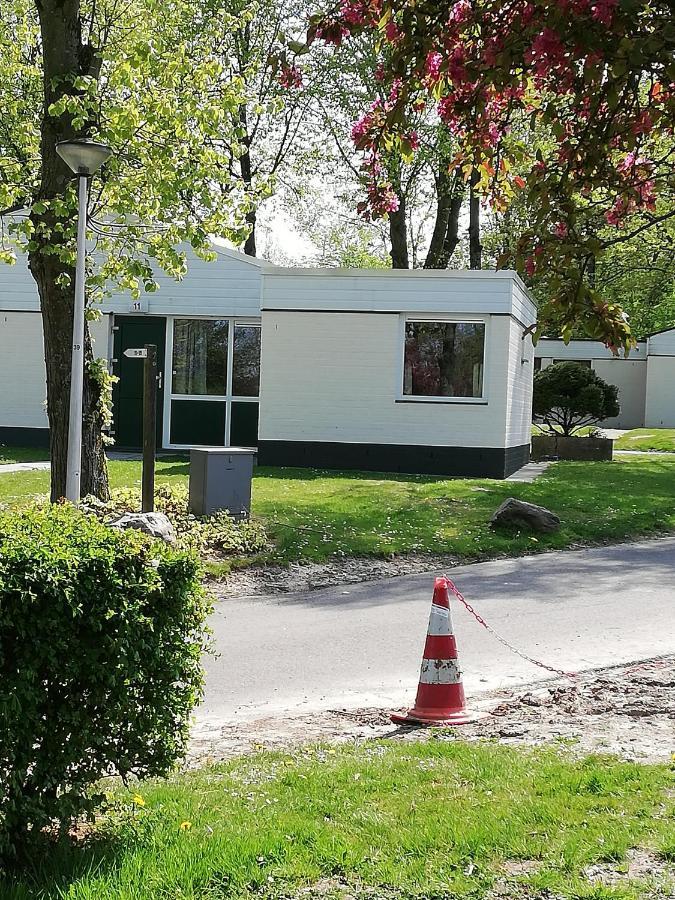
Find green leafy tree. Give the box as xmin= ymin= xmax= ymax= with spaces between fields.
xmin=0 ymin=0 xmax=253 ymax=500
xmin=533 ymin=362 xmax=620 ymax=436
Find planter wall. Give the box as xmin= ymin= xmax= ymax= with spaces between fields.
xmin=531 ymin=433 xmax=613 ymax=462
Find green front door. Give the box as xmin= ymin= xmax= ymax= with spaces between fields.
xmin=112 ymin=316 xmax=166 ymax=450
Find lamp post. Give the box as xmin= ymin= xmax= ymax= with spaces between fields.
xmin=55 ymin=139 xmax=112 ymax=502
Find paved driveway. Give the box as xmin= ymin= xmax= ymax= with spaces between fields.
xmin=200 ymin=538 xmax=675 ymax=722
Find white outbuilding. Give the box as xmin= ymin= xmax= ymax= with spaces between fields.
xmin=534 ymin=330 xmax=675 ymax=429
xmin=0 ymin=245 xmax=536 ymax=478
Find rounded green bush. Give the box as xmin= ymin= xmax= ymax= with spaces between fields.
xmin=0 ymin=504 xmax=210 ymax=862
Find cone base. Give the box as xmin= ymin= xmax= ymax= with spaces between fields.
xmin=391 ymin=707 xmax=478 ymax=726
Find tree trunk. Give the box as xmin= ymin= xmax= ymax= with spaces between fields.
xmin=30 ymin=0 xmax=109 ymax=502
xmin=240 ymin=137 xmax=257 ymax=256
xmin=468 ymin=169 xmax=482 ymax=270
xmin=389 ymin=194 xmax=409 ymax=268
xmin=425 ymin=166 xmax=464 ymax=269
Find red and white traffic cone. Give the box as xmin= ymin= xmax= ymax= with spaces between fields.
xmin=392 ymin=576 xmax=474 ymax=726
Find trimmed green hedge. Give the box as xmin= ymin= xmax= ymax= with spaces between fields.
xmin=0 ymin=504 xmax=210 ymax=862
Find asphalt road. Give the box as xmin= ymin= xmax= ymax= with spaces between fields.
xmin=199 ymin=537 xmax=675 ymax=723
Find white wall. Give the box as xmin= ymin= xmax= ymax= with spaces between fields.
xmin=648 ymin=328 xmax=675 ymax=356
xmin=259 ymin=310 xmax=521 ymax=449
xmin=535 ymin=340 xmax=649 ymax=429
xmin=262 ymin=269 xmax=534 ymax=318
xmin=534 ymin=339 xmax=648 ymax=360
xmin=0 ymin=311 xmax=110 ymax=429
xmin=504 ymin=319 xmax=535 ymax=447
xmin=0 ymin=243 xmax=266 ymax=317
xmin=645 ymin=357 xmax=675 ymax=427
xmin=592 ymin=359 xmax=647 ymax=428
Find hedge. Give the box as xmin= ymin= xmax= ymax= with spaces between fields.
xmin=0 ymin=504 xmax=210 ymax=862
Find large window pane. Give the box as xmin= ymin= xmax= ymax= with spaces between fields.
xmin=232 ymin=325 xmax=261 ymax=397
xmin=172 ymin=319 xmax=228 ymax=395
xmin=403 ymin=321 xmax=485 ymax=398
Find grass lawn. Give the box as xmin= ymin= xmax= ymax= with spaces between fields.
xmin=3 ymin=742 xmax=673 ymax=899
xmin=0 ymin=445 xmax=50 ymax=464
xmin=615 ymin=428 xmax=675 ymax=452
xmin=1 ymin=454 xmax=675 ymax=567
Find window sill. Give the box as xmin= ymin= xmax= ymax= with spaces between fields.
xmin=396 ymin=398 xmax=488 ymax=405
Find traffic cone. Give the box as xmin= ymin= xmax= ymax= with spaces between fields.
xmin=391 ymin=576 xmax=474 ymax=726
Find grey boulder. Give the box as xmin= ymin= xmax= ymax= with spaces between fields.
xmin=109 ymin=511 xmax=176 ymax=543
xmin=490 ymin=498 xmax=560 ymax=533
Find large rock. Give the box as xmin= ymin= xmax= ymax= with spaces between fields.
xmin=490 ymin=498 xmax=560 ymax=533
xmin=109 ymin=512 xmax=176 ymax=544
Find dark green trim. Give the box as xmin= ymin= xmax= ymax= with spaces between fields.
xmin=258 ymin=441 xmax=530 ymax=479
xmin=0 ymin=426 xmax=50 ymax=448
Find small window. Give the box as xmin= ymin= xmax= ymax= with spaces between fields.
xmin=534 ymin=357 xmax=543 ymax=372
xmin=172 ymin=319 xmax=228 ymax=395
xmin=232 ymin=324 xmax=261 ymax=397
xmin=403 ymin=321 xmax=485 ymax=399
xmin=553 ymin=358 xmax=592 ymax=368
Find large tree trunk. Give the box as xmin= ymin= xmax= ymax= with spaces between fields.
xmin=238 ymin=102 xmax=257 ymax=257
xmin=29 ymin=0 xmax=109 ymax=502
xmin=425 ymin=166 xmax=464 ymax=269
xmin=468 ymin=169 xmax=482 ymax=270
xmin=389 ymin=195 xmax=409 ymax=268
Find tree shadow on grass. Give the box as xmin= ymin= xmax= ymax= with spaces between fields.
xmin=0 ymin=831 xmax=130 ymax=900
xmin=252 ymin=465 xmax=460 ymax=485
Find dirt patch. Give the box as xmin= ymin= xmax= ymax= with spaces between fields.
xmin=584 ymin=848 xmax=673 ymax=885
xmin=189 ymin=656 xmax=675 ymax=766
xmin=212 ymin=555 xmax=465 ymax=597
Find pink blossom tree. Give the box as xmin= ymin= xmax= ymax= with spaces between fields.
xmin=296 ymin=0 xmax=675 ymax=349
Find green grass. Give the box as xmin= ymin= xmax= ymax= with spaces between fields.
xmin=0 ymin=445 xmax=50 ymax=464
xmin=532 ymin=423 xmax=597 ymax=436
xmin=615 ymin=428 xmax=675 ymax=452
xmin=2 ymin=742 xmax=673 ymax=899
xmin=2 ymin=455 xmax=675 ymax=568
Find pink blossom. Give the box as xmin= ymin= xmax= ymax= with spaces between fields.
xmin=525 ymin=256 xmax=537 ymax=276
xmin=590 ymin=0 xmax=617 ymax=26
xmin=425 ymin=51 xmax=443 ymax=80
xmin=554 ymin=222 xmax=568 ymax=238
xmin=605 ymin=198 xmax=625 ymax=226
xmin=448 ymin=0 xmax=471 ymax=23
xmin=340 ymin=0 xmax=367 ymax=26
xmin=351 ymin=116 xmax=370 ymax=143
xmin=278 ymin=64 xmax=303 ymax=89
xmin=406 ymin=130 xmax=420 ymax=151
xmin=384 ymin=20 xmax=402 ymax=42
xmin=632 ymin=110 xmax=653 ymax=135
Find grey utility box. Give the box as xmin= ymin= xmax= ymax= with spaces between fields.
xmin=189 ymin=447 xmax=256 ymax=519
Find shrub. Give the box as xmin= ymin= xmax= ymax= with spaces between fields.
xmin=533 ymin=361 xmax=620 ymax=436
xmin=82 ymin=484 xmax=269 ymax=557
xmin=0 ymin=504 xmax=210 ymax=862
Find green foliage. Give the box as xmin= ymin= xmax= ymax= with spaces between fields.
xmin=0 ymin=0 xmax=253 ymax=290
xmin=533 ymin=362 xmax=620 ymax=436
xmin=0 ymin=503 xmax=210 ymax=861
xmin=82 ymin=483 xmax=269 ymax=556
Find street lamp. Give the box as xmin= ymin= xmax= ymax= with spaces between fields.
xmin=55 ymin=138 xmax=112 ymax=502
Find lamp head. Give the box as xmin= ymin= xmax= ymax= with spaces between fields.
xmin=56 ymin=139 xmax=113 ymax=176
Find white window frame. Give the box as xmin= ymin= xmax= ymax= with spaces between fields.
xmin=162 ymin=315 xmax=261 ymax=449
xmin=397 ymin=314 xmax=490 ymax=404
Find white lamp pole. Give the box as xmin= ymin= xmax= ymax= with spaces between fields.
xmin=55 ymin=139 xmax=112 ymax=502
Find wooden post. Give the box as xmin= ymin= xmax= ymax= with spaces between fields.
xmin=142 ymin=343 xmax=157 ymax=513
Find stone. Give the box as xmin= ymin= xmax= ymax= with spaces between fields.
xmin=109 ymin=511 xmax=176 ymax=543
xmin=490 ymin=497 xmax=561 ymax=533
